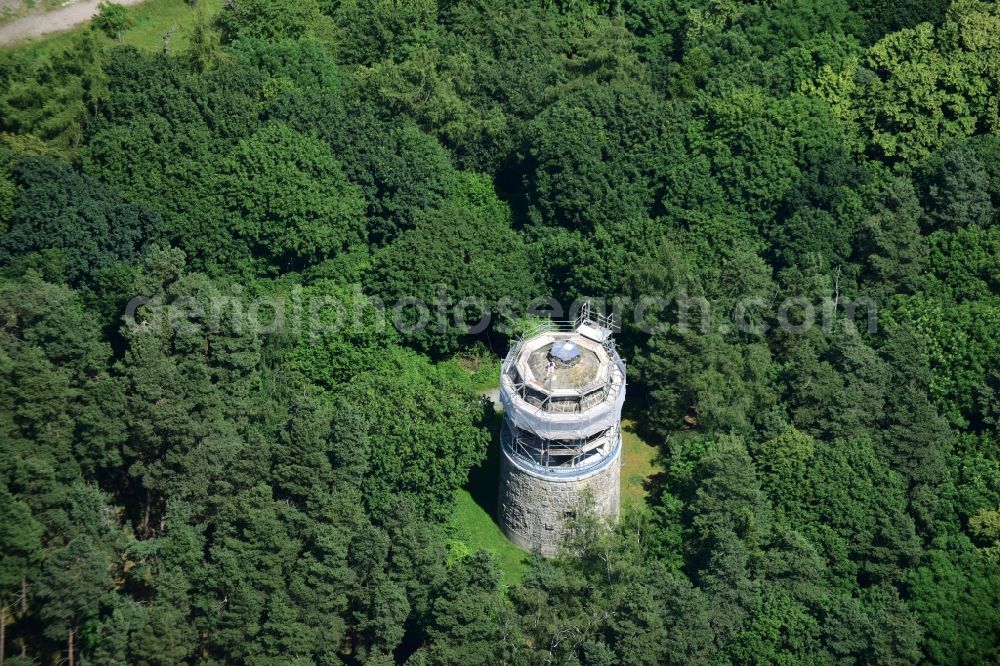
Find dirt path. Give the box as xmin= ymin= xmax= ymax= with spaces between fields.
xmin=0 ymin=0 xmax=147 ymax=47
xmin=479 ymin=387 xmax=501 ymax=411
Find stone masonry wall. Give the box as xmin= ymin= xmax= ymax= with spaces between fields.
xmin=497 ymin=449 xmax=621 ymax=557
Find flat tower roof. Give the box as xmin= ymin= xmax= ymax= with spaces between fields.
xmin=526 ymin=341 xmax=601 ymax=390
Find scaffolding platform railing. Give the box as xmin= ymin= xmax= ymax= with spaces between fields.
xmin=499 ymin=380 xmax=625 ymax=441
xmin=501 ymin=421 xmax=622 ymax=477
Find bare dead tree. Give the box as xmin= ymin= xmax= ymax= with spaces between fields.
xmin=162 ymin=26 xmax=179 ymax=56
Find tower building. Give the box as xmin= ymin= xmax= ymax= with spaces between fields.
xmin=497 ymin=305 xmax=626 ymax=555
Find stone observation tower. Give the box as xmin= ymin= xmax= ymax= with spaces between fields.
xmin=497 ymin=304 xmax=626 ymax=556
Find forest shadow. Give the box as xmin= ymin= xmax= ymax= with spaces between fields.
xmin=621 ymin=389 xmax=661 ymax=449
xmin=466 ymin=400 xmax=505 ymax=522
xmin=641 ymin=470 xmax=669 ymax=501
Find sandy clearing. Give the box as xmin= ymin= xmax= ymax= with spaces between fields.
xmin=0 ymin=0 xmax=147 ymax=47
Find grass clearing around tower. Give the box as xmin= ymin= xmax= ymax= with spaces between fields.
xmin=449 ymin=381 xmax=530 ymax=585
xmin=450 ymin=487 xmax=529 ymax=586
xmin=449 ymin=344 xmax=501 ymax=392
xmin=448 ymin=362 xmax=529 ymax=585
xmin=620 ymin=418 xmax=661 ymax=511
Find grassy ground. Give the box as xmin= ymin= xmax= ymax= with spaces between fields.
xmin=447 ymin=344 xmax=501 ymax=392
xmin=620 ymin=418 xmax=660 ymax=512
xmin=450 ymin=487 xmax=529 ymax=586
xmin=117 ymin=0 xmax=224 ymax=52
xmin=1 ymin=0 xmax=224 ymax=57
xmin=448 ymin=406 xmax=530 ymax=586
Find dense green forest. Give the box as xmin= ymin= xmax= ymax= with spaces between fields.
xmin=1 ymin=0 xmax=999 ymax=663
